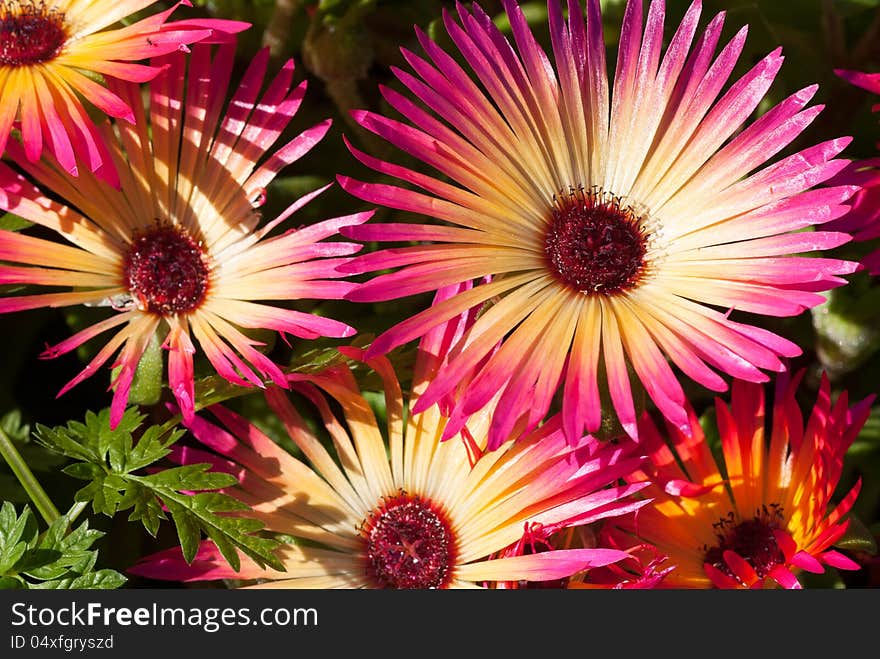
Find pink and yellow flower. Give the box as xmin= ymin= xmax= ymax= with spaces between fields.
xmin=337 ymin=0 xmax=859 ymax=449
xmin=130 ymin=288 xmax=649 ymax=588
xmin=826 ymin=69 xmax=880 ymax=275
xmin=0 ymin=0 xmax=247 ymax=182
xmin=600 ymin=372 xmax=873 ymax=588
xmin=0 ymin=40 xmax=371 ymax=427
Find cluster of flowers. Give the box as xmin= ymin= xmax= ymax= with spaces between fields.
xmin=0 ymin=0 xmax=877 ymax=589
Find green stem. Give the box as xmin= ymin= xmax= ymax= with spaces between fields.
xmin=0 ymin=425 xmax=60 ymax=525
xmin=66 ymin=501 xmax=88 ymax=527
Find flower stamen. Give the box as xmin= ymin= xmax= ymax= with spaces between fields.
xmin=0 ymin=1 xmax=68 ymax=67
xmin=544 ymin=186 xmax=648 ymax=295
xmin=123 ymin=224 xmax=210 ymax=315
xmin=362 ymin=491 xmax=455 ymax=589
xmin=703 ymin=504 xmax=786 ymax=583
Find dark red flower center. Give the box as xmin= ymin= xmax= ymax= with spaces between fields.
xmin=544 ymin=187 xmax=648 ymax=295
xmin=0 ymin=1 xmax=68 ymax=67
xmin=703 ymin=504 xmax=786 ymax=581
xmin=123 ymin=225 xmax=210 ymax=316
xmin=362 ymin=492 xmax=455 ymax=589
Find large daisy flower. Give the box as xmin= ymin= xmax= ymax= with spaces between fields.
xmin=0 ymin=0 xmax=248 ymax=182
xmin=600 ymin=372 xmax=873 ymax=588
xmin=130 ymin=289 xmax=649 ymax=588
xmin=337 ymin=0 xmax=859 ymax=449
xmin=0 ymin=40 xmax=371 ymax=427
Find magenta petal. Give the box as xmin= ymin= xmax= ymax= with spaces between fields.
xmin=722 ymin=550 xmax=759 ymax=586
xmin=772 ymin=528 xmax=798 ymax=561
xmin=819 ymin=550 xmax=861 ymax=571
xmin=769 ymin=564 xmax=802 ymax=589
xmin=486 ymin=548 xmax=631 ymax=582
xmin=834 ymin=69 xmax=880 ymax=95
xmin=662 ymin=478 xmax=715 ymax=497
xmin=789 ymin=550 xmax=824 ymax=574
xmin=129 ymin=543 xmax=258 ymax=582
xmin=703 ymin=562 xmax=741 ymax=589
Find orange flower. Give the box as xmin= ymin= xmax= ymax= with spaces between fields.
xmin=601 ymin=372 xmax=872 ymax=588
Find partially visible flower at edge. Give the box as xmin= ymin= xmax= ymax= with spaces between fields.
xmin=335 ymin=0 xmax=859 ymax=451
xmin=0 ymin=0 xmax=250 ymax=183
xmin=598 ymin=371 xmax=873 ymax=588
xmin=129 ymin=284 xmax=651 ymax=588
xmin=0 ymin=40 xmax=371 ymax=427
xmin=825 ymin=68 xmax=880 ymax=275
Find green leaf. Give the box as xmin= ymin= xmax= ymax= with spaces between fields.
xmin=123 ymin=424 xmax=179 ymax=472
xmin=163 ymin=498 xmax=203 ymax=565
xmin=0 ymin=502 xmax=38 ymax=575
xmin=129 ymin=476 xmax=283 ymax=572
xmin=35 ymin=407 xmax=282 ymax=573
xmin=62 ymin=462 xmax=104 ymax=481
xmin=21 ymin=515 xmax=105 ymax=580
xmin=124 ymin=488 xmax=166 ymax=537
xmin=138 ymin=464 xmax=237 ymax=491
xmin=32 ymin=570 xmax=127 ymax=590
xmin=836 ymin=513 xmax=878 ymax=554
xmin=0 ymin=504 xmax=122 ymax=590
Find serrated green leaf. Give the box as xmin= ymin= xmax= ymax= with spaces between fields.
xmin=62 ymin=462 xmax=105 ymax=481
xmin=33 ymin=406 xmax=279 ymax=575
xmin=0 ymin=503 xmax=38 ymax=574
xmin=0 ymin=542 xmax=29 ymax=576
xmin=22 ymin=550 xmax=79 ymax=580
xmin=74 ymin=479 xmax=112 ymax=516
xmin=124 ymin=425 xmax=181 ymax=472
xmin=203 ymin=526 xmax=241 ymax=572
xmin=0 ymin=505 xmax=120 ymax=589
xmin=153 ymin=488 xmax=282 ymax=571
xmin=139 ymin=464 xmax=237 ymax=491
xmin=34 ymin=424 xmax=99 ymax=464
xmin=107 ymin=426 xmax=131 ymax=473
xmin=125 ymin=489 xmax=165 ymax=537
xmin=35 ymin=514 xmax=69 ymax=551
xmin=190 ymin=492 xmax=255 ymax=518
xmin=0 ymin=501 xmax=27 ymax=541
xmin=96 ymin=410 xmax=142 ymax=462
xmin=163 ymin=498 xmax=202 ymax=565
xmin=32 ymin=569 xmax=127 ymax=590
